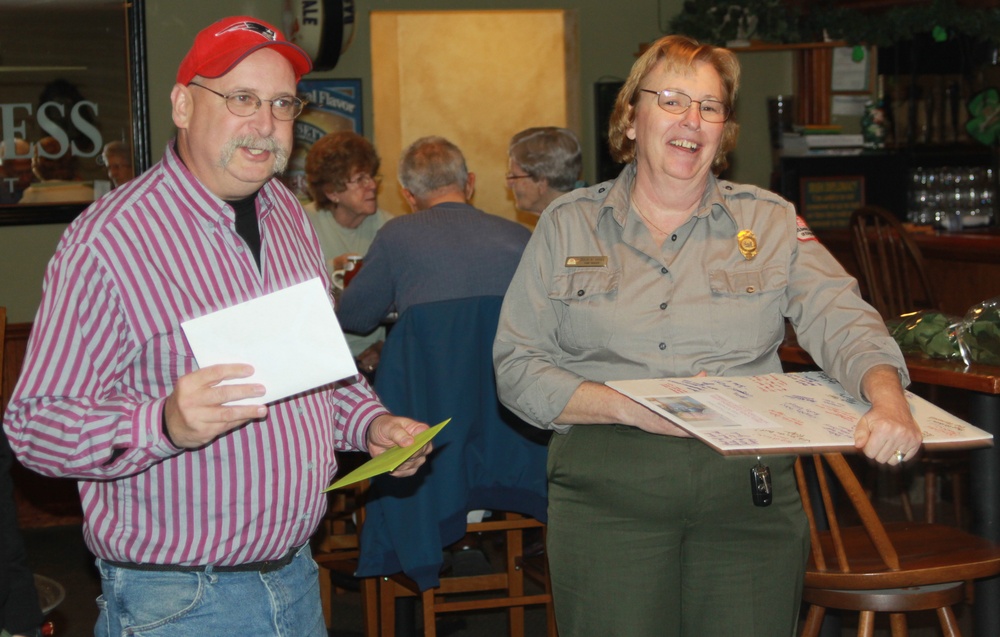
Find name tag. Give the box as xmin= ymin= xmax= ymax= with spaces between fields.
xmin=565 ymin=256 xmax=608 ymax=267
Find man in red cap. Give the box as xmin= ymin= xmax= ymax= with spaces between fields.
xmin=4 ymin=15 xmax=430 ymax=636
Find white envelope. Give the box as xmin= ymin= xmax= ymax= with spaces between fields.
xmin=181 ymin=277 xmax=358 ymax=405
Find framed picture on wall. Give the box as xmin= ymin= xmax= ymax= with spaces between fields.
xmin=0 ymin=0 xmax=150 ymax=226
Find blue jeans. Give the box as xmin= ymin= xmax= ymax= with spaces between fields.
xmin=94 ymin=545 xmax=326 ymax=637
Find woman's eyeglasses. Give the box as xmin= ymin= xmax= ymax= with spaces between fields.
xmin=345 ymin=173 xmax=382 ymax=188
xmin=639 ymin=88 xmax=730 ymax=123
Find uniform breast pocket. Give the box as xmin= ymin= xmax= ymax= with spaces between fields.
xmin=708 ymin=265 xmax=787 ymax=353
xmin=549 ymin=269 xmax=620 ymax=351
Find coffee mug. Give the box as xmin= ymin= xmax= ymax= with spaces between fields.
xmin=331 ymin=269 xmax=346 ymax=290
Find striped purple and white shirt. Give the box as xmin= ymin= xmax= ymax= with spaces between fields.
xmin=3 ymin=144 xmax=388 ymax=566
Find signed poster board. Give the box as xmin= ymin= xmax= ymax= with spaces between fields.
xmin=608 ymin=371 xmax=992 ymax=456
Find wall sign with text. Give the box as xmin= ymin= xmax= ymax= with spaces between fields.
xmin=799 ymin=176 xmax=865 ymax=229
xmin=0 ymin=0 xmax=148 ymax=226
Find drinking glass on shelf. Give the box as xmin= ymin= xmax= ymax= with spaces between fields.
xmin=907 ymin=165 xmax=995 ymax=229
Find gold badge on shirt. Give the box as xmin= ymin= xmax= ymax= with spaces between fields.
xmin=737 ymin=230 xmax=758 ymax=261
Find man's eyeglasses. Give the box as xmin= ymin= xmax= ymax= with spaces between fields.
xmin=345 ymin=173 xmax=382 ymax=188
xmin=189 ymin=82 xmax=306 ymax=121
xmin=505 ymin=173 xmax=533 ymax=181
xmin=638 ymin=89 xmax=730 ymax=123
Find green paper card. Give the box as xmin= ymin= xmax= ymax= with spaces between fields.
xmin=322 ymin=418 xmax=451 ymax=492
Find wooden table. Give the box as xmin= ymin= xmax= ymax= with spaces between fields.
xmin=780 ymin=334 xmax=1000 ymax=635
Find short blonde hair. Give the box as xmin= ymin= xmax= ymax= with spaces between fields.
xmin=608 ymin=35 xmax=741 ymax=173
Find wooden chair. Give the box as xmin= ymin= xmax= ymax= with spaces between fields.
xmin=849 ymin=205 xmax=939 ymax=320
xmin=850 ymin=205 xmax=965 ymax=526
xmin=375 ymin=512 xmax=555 ymax=637
xmin=310 ymin=475 xmax=378 ymax=637
xmin=795 ymin=453 xmax=1000 ymax=636
xmin=357 ymin=296 xmax=556 ymax=636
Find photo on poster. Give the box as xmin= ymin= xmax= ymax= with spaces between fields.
xmin=650 ymin=396 xmax=736 ymax=429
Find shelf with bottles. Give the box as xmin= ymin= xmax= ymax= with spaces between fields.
xmin=878 ymin=72 xmax=986 ymax=148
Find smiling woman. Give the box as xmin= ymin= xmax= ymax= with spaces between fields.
xmin=493 ymin=33 xmax=924 ymax=637
xmin=0 ymin=0 xmax=149 ymax=225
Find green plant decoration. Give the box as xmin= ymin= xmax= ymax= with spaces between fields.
xmin=668 ymin=0 xmax=1000 ymax=48
xmin=889 ymin=311 xmax=962 ymax=360
xmin=669 ymin=0 xmax=800 ymax=45
xmin=966 ymin=89 xmax=1000 ymax=146
xmin=808 ymin=0 xmax=1000 ymax=47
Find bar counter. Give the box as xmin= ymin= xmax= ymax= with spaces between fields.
xmin=815 ymin=227 xmax=1000 ymax=317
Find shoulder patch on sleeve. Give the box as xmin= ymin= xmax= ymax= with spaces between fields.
xmin=796 ymin=215 xmax=817 ymax=242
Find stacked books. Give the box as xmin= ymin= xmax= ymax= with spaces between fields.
xmin=781 ymin=126 xmax=864 ymax=156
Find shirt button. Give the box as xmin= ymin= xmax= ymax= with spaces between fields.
xmin=598 ymin=187 xmax=606 ymax=193
xmin=660 ymin=267 xmax=668 ymax=274
xmin=660 ymin=302 xmax=668 ymax=310
xmin=577 ymin=289 xmax=585 ymax=297
xmin=746 ymin=286 xmax=756 ymax=293
xmin=671 ymin=234 xmax=677 ymax=241
xmin=725 ymin=185 xmax=733 ymax=190
xmin=306 ymin=462 xmax=315 ymax=471
xmin=659 ymin=342 xmax=667 ymax=350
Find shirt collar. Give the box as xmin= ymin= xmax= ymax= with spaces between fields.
xmin=601 ymin=162 xmax=738 ymax=232
xmin=161 ymin=142 xmax=279 ymax=226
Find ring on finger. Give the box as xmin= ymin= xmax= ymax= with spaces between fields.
xmin=894 ymin=449 xmax=905 ymax=463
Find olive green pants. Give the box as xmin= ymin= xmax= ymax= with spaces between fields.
xmin=546 ymin=425 xmax=809 ymax=637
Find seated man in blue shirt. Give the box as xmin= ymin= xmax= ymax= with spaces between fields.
xmin=337 ymin=135 xmax=531 ymax=344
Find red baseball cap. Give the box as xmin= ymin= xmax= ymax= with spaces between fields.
xmin=177 ymin=16 xmax=313 ymax=85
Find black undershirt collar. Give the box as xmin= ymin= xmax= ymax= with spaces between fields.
xmin=229 ymin=192 xmax=262 ymax=271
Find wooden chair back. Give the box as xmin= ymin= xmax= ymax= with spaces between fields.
xmin=795 ymin=453 xmax=899 ymax=577
xmin=795 ymin=453 xmax=1000 ymax=637
xmin=849 ymin=205 xmax=939 ymax=319
xmin=358 ymin=297 xmax=555 ymax=636
xmin=311 ymin=475 xmax=378 ymax=637
xmin=376 ymin=512 xmax=556 ymax=637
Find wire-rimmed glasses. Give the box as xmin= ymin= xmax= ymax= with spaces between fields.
xmin=345 ymin=173 xmax=382 ymax=189
xmin=189 ymin=82 xmax=306 ymax=121
xmin=639 ymin=88 xmax=730 ymax=123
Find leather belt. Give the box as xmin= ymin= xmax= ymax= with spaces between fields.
xmin=103 ymin=544 xmax=302 ymax=574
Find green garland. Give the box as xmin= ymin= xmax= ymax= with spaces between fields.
xmin=669 ymin=0 xmax=1000 ymax=48
xmin=669 ymin=1 xmax=802 ymax=45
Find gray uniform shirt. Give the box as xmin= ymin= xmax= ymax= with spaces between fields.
xmin=493 ymin=162 xmax=908 ymax=432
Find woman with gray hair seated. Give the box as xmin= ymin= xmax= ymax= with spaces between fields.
xmin=505 ymin=126 xmax=582 ymax=214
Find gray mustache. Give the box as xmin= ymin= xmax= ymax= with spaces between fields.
xmin=220 ymin=136 xmax=289 ymax=174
